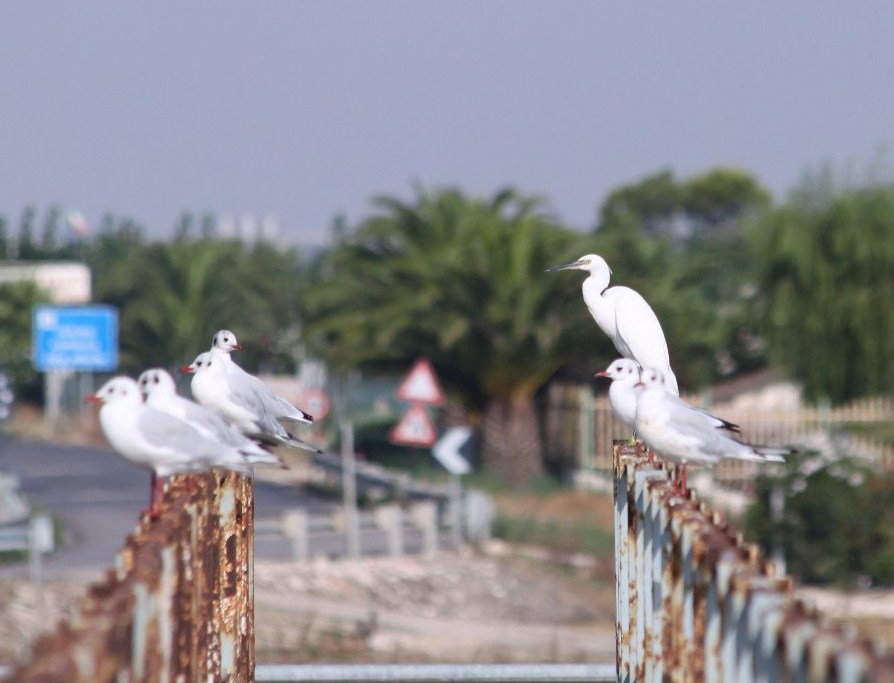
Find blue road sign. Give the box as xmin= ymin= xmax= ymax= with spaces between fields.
xmin=32 ymin=306 xmax=119 ymax=371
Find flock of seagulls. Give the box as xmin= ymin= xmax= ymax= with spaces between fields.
xmin=86 ymin=330 xmax=318 ymax=516
xmin=549 ymin=253 xmax=790 ymax=492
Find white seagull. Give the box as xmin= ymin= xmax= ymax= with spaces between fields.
xmin=633 ymin=367 xmax=788 ymax=492
xmin=209 ymin=329 xmax=314 ymax=425
xmin=548 ymin=253 xmax=680 ymax=396
xmin=137 ymin=368 xmax=284 ymax=468
xmin=180 ymin=352 xmax=320 ymax=454
xmin=85 ymin=376 xmax=256 ymax=516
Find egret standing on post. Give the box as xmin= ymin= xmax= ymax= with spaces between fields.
xmin=547 ymin=253 xmax=680 ymax=396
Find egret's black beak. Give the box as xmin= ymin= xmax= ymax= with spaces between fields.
xmin=546 ymin=259 xmax=585 ymax=273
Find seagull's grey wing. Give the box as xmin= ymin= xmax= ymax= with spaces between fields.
xmin=136 ymin=409 xmax=213 ymax=469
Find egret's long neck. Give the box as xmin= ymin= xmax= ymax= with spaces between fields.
xmin=581 ymin=269 xmax=614 ymax=332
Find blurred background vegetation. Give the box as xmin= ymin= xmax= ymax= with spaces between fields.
xmin=1 ymin=164 xmax=893 ymax=484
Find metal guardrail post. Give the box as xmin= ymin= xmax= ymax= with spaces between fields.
xmin=611 ymin=442 xmax=894 ymax=682
xmin=282 ymin=508 xmax=310 ymax=561
xmin=8 ymin=470 xmax=254 ymax=682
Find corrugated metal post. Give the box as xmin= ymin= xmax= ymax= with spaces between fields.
xmin=8 ymin=468 xmax=255 ymax=682
xmin=613 ymin=441 xmax=640 ymax=683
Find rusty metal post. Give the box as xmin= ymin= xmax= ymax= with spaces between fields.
xmin=9 ymin=469 xmax=255 ymax=682
xmin=610 ymin=442 xmax=894 ymax=682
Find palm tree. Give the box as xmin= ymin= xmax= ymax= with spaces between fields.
xmin=306 ymin=186 xmax=591 ymax=482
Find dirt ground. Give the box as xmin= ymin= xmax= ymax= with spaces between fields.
xmin=0 ymin=544 xmax=617 ymax=668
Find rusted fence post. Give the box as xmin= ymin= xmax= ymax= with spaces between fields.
xmin=9 ymin=470 xmax=254 ymax=682
xmin=613 ymin=441 xmax=894 ymax=682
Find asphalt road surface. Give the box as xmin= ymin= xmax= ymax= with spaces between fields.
xmin=0 ymin=437 xmax=343 ymax=579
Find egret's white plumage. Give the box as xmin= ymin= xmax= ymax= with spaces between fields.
xmin=548 ymin=253 xmax=679 ymax=396
xmin=209 ymin=329 xmax=314 ymax=425
xmin=633 ymin=367 xmax=788 ymax=489
xmin=180 ymin=352 xmax=319 ymax=454
xmin=137 ymin=368 xmax=283 ymax=468
xmin=85 ymin=376 xmax=256 ymax=514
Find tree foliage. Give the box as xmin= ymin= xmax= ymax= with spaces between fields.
xmin=747 ymin=178 xmax=894 ymax=401
xmin=306 ymin=186 xmax=591 ymax=480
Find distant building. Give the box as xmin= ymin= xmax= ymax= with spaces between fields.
xmin=0 ymin=261 xmax=91 ymax=304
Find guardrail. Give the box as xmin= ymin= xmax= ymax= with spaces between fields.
xmin=255 ymin=502 xmax=441 ymax=560
xmin=0 ymin=513 xmax=53 ymax=585
xmin=6 ymin=471 xmax=254 ymax=683
xmin=613 ymin=441 xmax=894 ymax=682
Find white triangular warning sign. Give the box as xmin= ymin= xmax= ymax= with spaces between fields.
xmin=396 ymin=358 xmax=444 ymax=405
xmin=388 ymin=404 xmax=438 ymax=448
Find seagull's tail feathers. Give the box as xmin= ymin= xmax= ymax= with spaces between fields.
xmin=735 ymin=442 xmax=792 ymax=463
xmin=241 ymin=448 xmax=287 ymax=468
xmin=277 ymin=397 xmax=314 ymax=425
xmin=273 ymin=431 xmax=322 ymax=455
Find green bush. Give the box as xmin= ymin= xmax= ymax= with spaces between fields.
xmin=742 ymin=448 xmax=894 ymax=587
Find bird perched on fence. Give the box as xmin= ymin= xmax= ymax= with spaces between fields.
xmin=596 ymin=358 xmax=739 ymax=462
xmin=208 ymin=329 xmax=315 ymax=425
xmin=137 ymin=368 xmax=284 ymax=469
xmin=180 ymin=352 xmax=320 ymax=454
xmin=85 ymin=376 xmax=261 ymax=516
xmin=633 ymin=367 xmax=789 ymax=493
xmin=547 ymin=253 xmax=679 ymax=396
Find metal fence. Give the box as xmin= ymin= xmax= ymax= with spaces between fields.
xmin=6 ymin=471 xmax=254 ymax=683
xmin=613 ymin=441 xmax=894 ymax=682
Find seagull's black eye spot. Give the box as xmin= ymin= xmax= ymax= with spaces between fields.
xmin=153 ymin=376 xmax=159 ymax=384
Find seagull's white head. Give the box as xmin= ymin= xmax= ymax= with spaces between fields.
xmin=546 ymin=253 xmax=612 ymax=276
xmin=212 ymin=330 xmax=242 ymax=354
xmin=85 ymin=376 xmax=143 ymax=406
xmin=137 ymin=368 xmax=177 ymax=398
xmin=179 ymin=351 xmax=217 ymax=375
xmin=596 ymin=358 xmax=640 ymax=383
xmin=636 ymin=367 xmax=666 ymax=392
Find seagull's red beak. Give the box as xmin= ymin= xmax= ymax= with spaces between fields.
xmin=232 ymin=343 xmax=243 ymax=351
xmin=634 ymin=381 xmax=645 ymax=388
xmin=84 ymin=394 xmax=102 ymax=404
xmin=178 ymin=364 xmax=195 ymax=374
xmin=595 ymin=371 xmax=610 ymax=378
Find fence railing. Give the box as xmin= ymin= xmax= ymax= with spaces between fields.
xmin=7 ymin=471 xmax=254 ymax=683
xmin=613 ymin=441 xmax=894 ymax=682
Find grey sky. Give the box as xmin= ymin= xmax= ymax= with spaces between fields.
xmin=1 ymin=3 xmax=891 ymax=245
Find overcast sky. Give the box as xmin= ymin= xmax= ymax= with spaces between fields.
xmin=1 ymin=3 xmax=891 ymax=246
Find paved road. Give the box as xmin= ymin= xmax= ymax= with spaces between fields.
xmin=0 ymin=437 xmax=340 ymax=579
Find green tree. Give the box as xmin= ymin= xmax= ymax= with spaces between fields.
xmin=0 ymin=281 xmax=50 ymax=400
xmin=306 ymin=186 xmax=590 ymax=481
xmin=748 ymin=178 xmax=894 ymax=401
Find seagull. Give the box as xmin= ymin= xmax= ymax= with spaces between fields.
xmin=595 ymin=358 xmax=642 ymax=433
xmin=209 ymin=329 xmax=314 ymax=425
xmin=180 ymin=352 xmax=320 ymax=454
xmin=547 ymin=253 xmax=680 ymax=396
xmin=137 ymin=368 xmax=284 ymax=468
xmin=633 ymin=367 xmax=788 ymax=493
xmin=85 ymin=376 xmax=257 ymax=516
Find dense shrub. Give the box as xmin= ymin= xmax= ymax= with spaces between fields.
xmin=743 ymin=448 xmax=894 ymax=588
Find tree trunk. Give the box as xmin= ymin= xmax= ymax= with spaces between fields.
xmin=481 ymin=394 xmax=543 ymax=483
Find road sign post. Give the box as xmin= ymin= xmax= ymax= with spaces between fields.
xmin=32 ymin=305 xmax=119 ymax=428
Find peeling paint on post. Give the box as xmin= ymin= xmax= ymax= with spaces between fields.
xmin=613 ymin=442 xmax=894 ymax=681
xmin=9 ymin=471 xmax=255 ymax=682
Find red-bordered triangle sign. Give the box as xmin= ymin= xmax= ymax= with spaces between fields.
xmin=396 ymin=358 xmax=444 ymax=405
xmin=389 ymin=405 xmax=438 ymax=448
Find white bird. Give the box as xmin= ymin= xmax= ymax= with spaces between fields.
xmin=180 ymin=352 xmax=320 ymax=454
xmin=548 ymin=253 xmax=680 ymax=396
xmin=85 ymin=376 xmax=256 ymax=516
xmin=209 ymin=329 xmax=314 ymax=425
xmin=137 ymin=368 xmax=284 ymax=468
xmin=595 ymin=358 xmax=642 ymax=432
xmin=633 ymin=367 xmax=788 ymax=492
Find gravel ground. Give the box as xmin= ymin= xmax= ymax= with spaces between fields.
xmin=0 ymin=544 xmax=617 ymax=669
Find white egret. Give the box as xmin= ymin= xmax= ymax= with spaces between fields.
xmin=548 ymin=253 xmax=679 ymax=396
